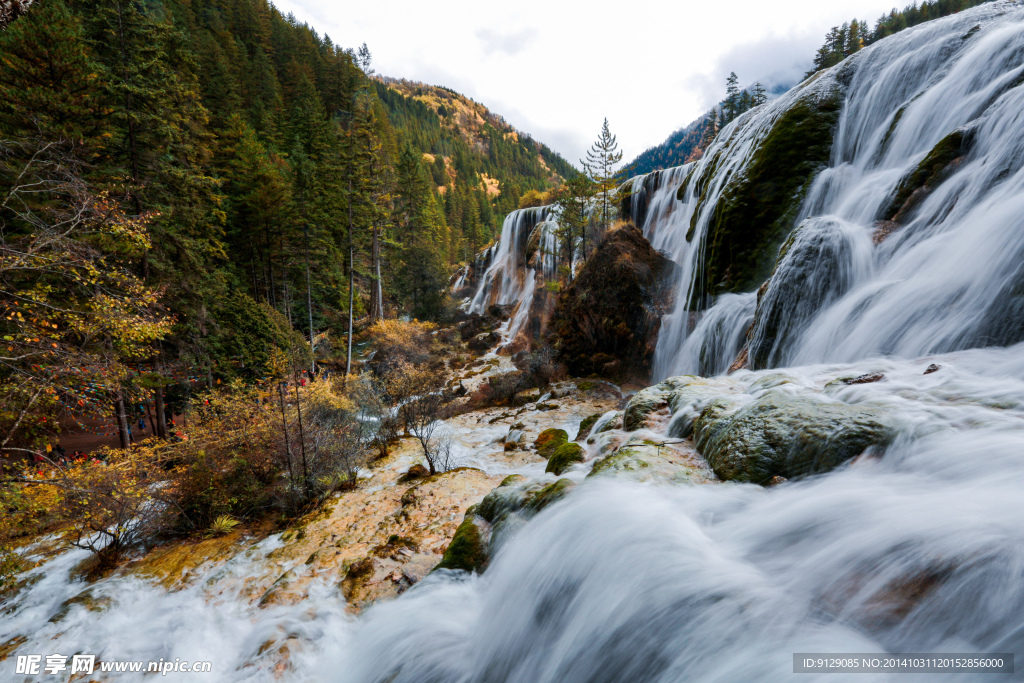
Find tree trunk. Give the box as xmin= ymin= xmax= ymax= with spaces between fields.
xmin=303 ymin=224 xmax=315 ymax=376
xmin=277 ymin=382 xmax=294 ymax=490
xmin=370 ymin=222 xmax=383 ymax=322
xmin=114 ymin=394 xmax=131 ymax=449
xmin=346 ymin=180 xmax=354 ymax=377
xmin=154 ymin=385 xmax=167 ymax=439
xmin=292 ymin=370 xmax=308 ymax=493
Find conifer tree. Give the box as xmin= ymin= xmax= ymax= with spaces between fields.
xmin=722 ymin=72 xmax=741 ymax=124
xmin=582 ymin=118 xmax=622 ymax=250
xmin=751 ymin=82 xmax=767 ymax=107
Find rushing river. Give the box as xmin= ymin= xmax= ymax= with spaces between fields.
xmin=7 ymin=2 xmax=1024 ymax=681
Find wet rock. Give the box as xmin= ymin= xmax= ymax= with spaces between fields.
xmin=546 ymin=442 xmax=585 ymax=475
xmin=468 ymin=331 xmax=500 ymax=353
xmin=748 ymin=217 xmax=871 ymax=369
xmin=684 ymin=80 xmax=842 ymax=297
xmin=549 ymin=223 xmax=679 ymax=380
xmin=534 ymin=428 xmax=568 ymax=458
xmin=924 ymin=364 xmax=940 ymax=374
xmin=398 ymin=464 xmax=430 ymax=482
xmin=623 ymin=385 xmax=672 ymax=431
xmin=575 ymin=413 xmax=603 ymax=441
xmin=48 ymin=588 xmax=113 ymax=623
xmin=844 ymin=372 xmax=885 ymax=385
xmin=881 ymin=125 xmax=976 ymax=224
xmin=434 ymin=515 xmax=489 ymax=573
xmin=588 ymin=441 xmax=707 ymax=484
xmin=693 ymin=390 xmax=898 ymax=484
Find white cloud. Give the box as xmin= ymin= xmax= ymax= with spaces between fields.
xmin=272 ymin=0 xmax=906 ymax=166
xmin=475 ymin=27 xmax=538 ymax=57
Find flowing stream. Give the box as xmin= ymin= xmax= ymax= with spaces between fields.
xmin=6 ymin=3 xmax=1024 ymax=681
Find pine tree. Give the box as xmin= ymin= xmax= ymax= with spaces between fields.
xmin=751 ymin=82 xmax=767 ymax=107
xmin=582 ymin=118 xmax=623 ymax=251
xmin=722 ymin=72 xmax=741 ymax=124
xmin=554 ymin=173 xmax=594 ymax=276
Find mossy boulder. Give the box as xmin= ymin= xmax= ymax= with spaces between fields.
xmin=588 ymin=442 xmax=702 ymax=484
xmin=435 ymin=515 xmax=489 ymax=572
xmin=623 ymin=385 xmax=673 ymax=431
xmin=549 ymin=223 xmax=679 ymax=379
xmin=546 ymin=442 xmax=586 ymax=475
xmin=534 ymin=428 xmax=568 ymax=458
xmin=575 ymin=413 xmax=603 ymax=441
xmin=683 ymin=82 xmax=843 ymax=299
xmin=472 ymin=477 xmax=577 ymax=561
xmin=692 ymin=390 xmax=898 ymax=483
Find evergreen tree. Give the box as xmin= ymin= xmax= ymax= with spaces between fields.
xmin=582 ymin=118 xmax=622 ymax=250
xmin=751 ymin=82 xmax=767 ymax=107
xmin=722 ymin=72 xmax=741 ymax=124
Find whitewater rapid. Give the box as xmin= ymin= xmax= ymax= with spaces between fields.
xmin=6 ymin=3 xmax=1024 ymax=682
xmin=634 ymin=0 xmax=1024 ymax=380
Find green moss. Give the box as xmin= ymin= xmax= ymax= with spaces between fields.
xmin=545 ymin=442 xmax=585 ymax=475
xmin=575 ymin=413 xmax=603 ymax=441
xmin=882 ymin=126 xmax=975 ymax=221
xmin=526 ymin=478 xmax=576 ymax=512
xmin=434 ymin=516 xmax=488 ymax=572
xmin=576 ymin=381 xmax=596 ymax=392
xmin=693 ymin=391 xmax=896 ymax=484
xmin=693 ymin=85 xmax=842 ymax=298
xmin=499 ymin=474 xmax=526 ymax=487
xmin=534 ymin=428 xmax=568 ymax=458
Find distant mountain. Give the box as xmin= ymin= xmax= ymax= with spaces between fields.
xmin=375 ymin=77 xmax=575 ymax=229
xmin=627 ymin=116 xmax=710 ymax=177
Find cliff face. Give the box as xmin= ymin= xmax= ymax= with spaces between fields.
xmin=549 ymin=224 xmax=678 ymax=380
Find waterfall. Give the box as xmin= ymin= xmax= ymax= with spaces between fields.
xmin=7 ymin=5 xmax=1024 ymax=682
xmin=467 ymin=205 xmax=561 ymax=346
xmin=646 ymin=0 xmax=1024 ymax=377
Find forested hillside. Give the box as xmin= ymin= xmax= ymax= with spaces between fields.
xmin=374 ymin=78 xmax=573 ymax=261
xmin=0 ymin=0 xmax=566 ymax=452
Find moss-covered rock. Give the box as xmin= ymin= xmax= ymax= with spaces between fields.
xmin=434 ymin=515 xmax=489 ymax=572
xmin=880 ymin=126 xmax=976 ymax=224
xmin=499 ymin=474 xmax=526 ymax=487
xmin=692 ymin=390 xmax=897 ymax=483
xmin=588 ymin=443 xmax=702 ymax=484
xmin=575 ymin=413 xmax=603 ymax=441
xmin=473 ymin=477 xmax=577 ymax=560
xmin=549 ymin=223 xmax=679 ymax=379
xmin=525 ymin=478 xmax=576 ymax=513
xmin=623 ymin=385 xmax=672 ymax=430
xmin=534 ymin=428 xmax=568 ymax=458
xmin=684 ymin=83 xmax=843 ymax=298
xmin=546 ymin=442 xmax=585 ymax=475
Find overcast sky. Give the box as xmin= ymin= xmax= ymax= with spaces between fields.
xmin=271 ymin=0 xmax=905 ymax=166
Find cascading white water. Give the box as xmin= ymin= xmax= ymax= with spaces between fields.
xmin=647 ymin=0 xmax=1024 ymax=377
xmin=467 ymin=206 xmax=562 ymax=347
xmin=8 ymin=5 xmax=1024 ymax=682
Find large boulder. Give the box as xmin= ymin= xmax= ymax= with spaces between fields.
xmin=692 ymin=390 xmax=898 ymax=484
xmin=546 ymin=442 xmax=585 ymax=475
xmin=534 ymin=428 xmax=568 ymax=458
xmin=549 ymin=223 xmax=678 ymax=379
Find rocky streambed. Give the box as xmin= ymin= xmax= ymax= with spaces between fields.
xmin=6 ymin=344 xmax=1024 ymax=680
